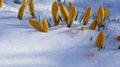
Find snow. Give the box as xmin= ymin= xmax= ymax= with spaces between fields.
xmin=0 ymin=0 xmax=120 ymax=67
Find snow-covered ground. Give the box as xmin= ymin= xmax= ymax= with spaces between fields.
xmin=0 ymin=0 xmax=120 ymax=67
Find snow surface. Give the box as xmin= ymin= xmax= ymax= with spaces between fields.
xmin=0 ymin=0 xmax=120 ymax=67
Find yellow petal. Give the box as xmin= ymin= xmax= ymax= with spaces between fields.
xmin=97 ymin=6 xmax=104 ymax=26
xmin=83 ymin=6 xmax=92 ymax=25
xmin=81 ymin=26 xmax=85 ymax=31
xmin=69 ymin=1 xmax=73 ymax=10
xmin=95 ymin=32 xmax=105 ymax=48
xmin=60 ymin=4 xmax=69 ymax=24
xmin=51 ymin=1 xmax=60 ymax=26
xmin=29 ymin=0 xmax=36 ymax=18
xmin=17 ymin=5 xmax=26 ymax=20
xmin=29 ymin=19 xmax=43 ymax=32
xmin=0 ymin=0 xmax=3 ymax=7
xmin=23 ymin=0 xmax=27 ymax=6
xmin=67 ymin=6 xmax=77 ymax=27
xmin=104 ymin=8 xmax=109 ymax=21
xmin=89 ymin=19 xmax=97 ymax=30
xmin=42 ymin=19 xmax=49 ymax=32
